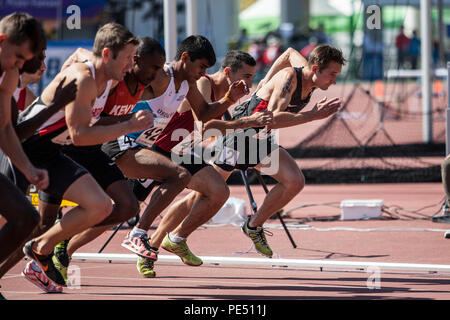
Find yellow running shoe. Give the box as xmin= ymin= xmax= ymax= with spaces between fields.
xmin=241 ymin=217 xmax=273 ymax=258
xmin=161 ymin=234 xmax=203 ymax=266
xmin=52 ymin=238 xmax=71 ymax=286
xmin=137 ymin=256 xmax=156 ymax=278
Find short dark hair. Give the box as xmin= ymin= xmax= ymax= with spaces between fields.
xmin=136 ymin=37 xmax=165 ymax=58
xmin=221 ymin=50 xmax=256 ymax=72
xmin=308 ymin=44 xmax=346 ymax=72
xmin=93 ymin=23 xmax=139 ymax=59
xmin=175 ymin=35 xmax=216 ymax=67
xmin=0 ymin=12 xmax=46 ymax=55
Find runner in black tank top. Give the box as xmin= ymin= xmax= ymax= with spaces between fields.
xmin=213 ymin=45 xmax=345 ymax=258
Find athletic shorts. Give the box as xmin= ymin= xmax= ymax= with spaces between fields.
xmin=128 ymin=178 xmax=160 ymax=202
xmin=101 ymin=135 xmax=139 ymax=162
xmin=213 ymin=131 xmax=279 ymax=172
xmin=0 ymin=149 xmax=29 ymax=194
xmin=39 ymin=145 xmax=126 ymax=205
xmin=32 ymin=151 xmax=89 ymax=201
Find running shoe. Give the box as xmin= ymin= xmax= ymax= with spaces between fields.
xmin=161 ymin=234 xmax=203 ymax=266
xmin=241 ymin=217 xmax=273 ymax=258
xmin=136 ymin=256 xmax=156 ymax=278
xmin=121 ymin=233 xmax=158 ymax=260
xmin=21 ymin=260 xmax=63 ymax=293
xmin=53 ymin=238 xmax=71 ymax=286
xmin=22 ymin=239 xmax=66 ymax=286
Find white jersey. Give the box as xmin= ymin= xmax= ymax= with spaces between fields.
xmin=21 ymin=61 xmax=112 ymax=145
xmin=118 ymin=64 xmax=189 ymax=149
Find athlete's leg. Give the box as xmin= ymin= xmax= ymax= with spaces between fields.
xmin=150 ymin=165 xmax=232 ymax=248
xmin=31 ymin=173 xmax=113 ymax=255
xmin=0 ymin=197 xmax=60 ymax=279
xmin=0 ymin=174 xmax=40 ymax=264
xmin=66 ymin=179 xmax=139 ymax=256
xmin=116 ymin=148 xmax=191 ymax=231
xmin=249 ymin=148 xmax=304 ymax=227
xmin=168 ymin=166 xmax=230 ymax=240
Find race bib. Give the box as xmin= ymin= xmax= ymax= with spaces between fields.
xmin=134 ymin=118 xmax=170 ymax=148
xmin=117 ymin=135 xmax=138 ymax=151
xmin=217 ymin=146 xmax=240 ymax=167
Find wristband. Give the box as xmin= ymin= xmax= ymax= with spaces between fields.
xmin=224 ymin=92 xmax=236 ymax=104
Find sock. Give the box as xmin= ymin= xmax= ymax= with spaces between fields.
xmin=247 ymin=219 xmax=257 ymax=230
xmin=168 ymin=232 xmax=186 ymax=243
xmin=130 ymin=227 xmax=147 ymax=238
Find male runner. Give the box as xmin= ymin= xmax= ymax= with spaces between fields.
xmin=139 ymin=50 xmax=274 ymax=275
xmin=0 ymin=49 xmax=77 ymax=293
xmin=40 ymin=37 xmax=168 ymax=282
xmin=101 ymin=35 xmax=250 ymax=278
xmin=150 ymin=47 xmax=309 ymax=258
xmin=209 ymin=44 xmax=345 ymax=257
xmin=0 ymin=12 xmax=48 ymax=265
xmin=19 ymin=22 xmax=152 ymax=288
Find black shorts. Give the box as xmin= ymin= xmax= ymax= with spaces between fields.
xmin=33 ymin=151 xmax=89 ymax=201
xmin=213 ymin=130 xmax=279 ymax=172
xmin=0 ymin=150 xmax=29 ymax=194
xmin=101 ymin=136 xmax=139 ymax=162
xmin=62 ymin=145 xmax=126 ymax=190
xmin=128 ymin=178 xmax=160 ymax=202
xmin=38 ymin=145 xmax=126 ymax=205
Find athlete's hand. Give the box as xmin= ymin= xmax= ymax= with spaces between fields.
xmin=310 ymin=97 xmax=341 ymax=120
xmin=52 ymin=77 xmax=78 ymax=109
xmin=128 ymin=110 xmax=154 ymax=132
xmin=249 ymin=110 xmax=274 ymax=127
xmin=227 ymin=80 xmax=250 ymax=103
xmin=25 ymin=166 xmax=49 ymax=190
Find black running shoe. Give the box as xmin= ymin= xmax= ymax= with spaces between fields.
xmin=23 ymin=240 xmax=66 ymax=286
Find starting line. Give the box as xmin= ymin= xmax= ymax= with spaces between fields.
xmin=72 ymin=253 xmax=450 ymax=274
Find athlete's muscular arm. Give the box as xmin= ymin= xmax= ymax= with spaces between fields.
xmin=0 ymin=69 xmax=48 ymax=189
xmin=14 ymin=77 xmax=77 ymax=141
xmin=265 ymin=68 xmax=341 ymax=129
xmin=66 ymin=74 xmax=153 ymax=146
xmin=256 ymin=47 xmax=307 ymax=91
xmin=186 ymin=80 xmax=248 ymax=122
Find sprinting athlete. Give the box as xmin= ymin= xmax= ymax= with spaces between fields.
xmin=102 ymin=35 xmax=249 ymax=278
xmin=39 ymin=37 xmax=167 ymax=282
xmin=141 ymin=50 xmax=273 ymax=275
xmin=19 ymin=23 xmax=152 ymax=289
xmin=0 ymin=48 xmax=77 ymax=293
xmin=212 ymin=44 xmax=345 ymax=257
xmin=0 ymin=13 xmax=47 ymax=296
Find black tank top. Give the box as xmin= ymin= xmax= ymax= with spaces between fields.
xmin=286 ymin=67 xmax=315 ymax=113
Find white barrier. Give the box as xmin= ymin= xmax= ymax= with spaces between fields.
xmin=72 ymin=253 xmax=450 ymax=273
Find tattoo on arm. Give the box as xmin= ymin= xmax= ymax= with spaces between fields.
xmin=281 ymin=74 xmax=294 ymax=98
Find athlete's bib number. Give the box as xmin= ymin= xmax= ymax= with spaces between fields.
xmin=134 ymin=118 xmax=169 ymax=148
xmin=117 ymin=135 xmax=138 ymax=151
